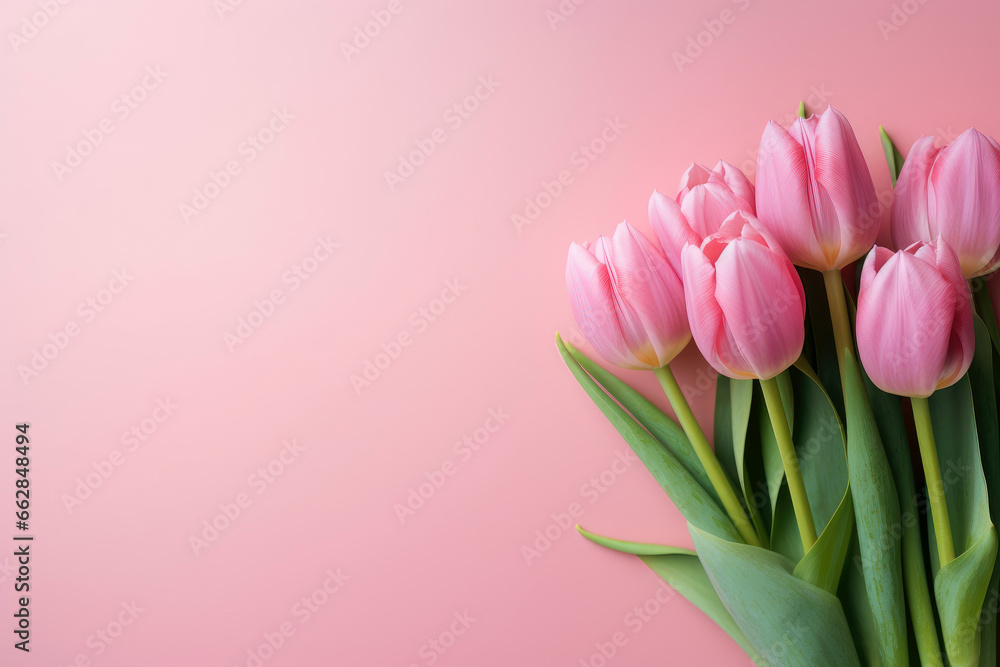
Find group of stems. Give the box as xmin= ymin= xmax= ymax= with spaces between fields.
xmin=653 ymin=269 xmax=959 ymax=571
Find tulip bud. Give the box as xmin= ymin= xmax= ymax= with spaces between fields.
xmin=755 ymin=106 xmax=879 ymax=271
xmin=566 ymin=221 xmax=690 ymax=370
xmin=680 ymin=210 xmax=805 ymax=380
xmin=856 ymin=239 xmax=974 ymax=398
xmin=890 ymin=128 xmax=1000 ymax=278
xmin=649 ymin=161 xmax=754 ymax=275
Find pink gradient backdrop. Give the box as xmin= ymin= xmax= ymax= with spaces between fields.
xmin=1 ymin=0 xmax=998 ymax=664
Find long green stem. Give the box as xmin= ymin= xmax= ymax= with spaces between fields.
xmin=823 ymin=269 xmax=854 ymax=394
xmin=760 ymin=376 xmax=817 ymax=550
xmin=911 ymin=396 xmax=955 ymax=565
xmin=654 ymin=365 xmax=762 ymax=548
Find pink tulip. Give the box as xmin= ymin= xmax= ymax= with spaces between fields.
xmin=755 ymin=107 xmax=879 ymax=271
xmin=856 ymin=239 xmax=974 ymax=398
xmin=680 ymin=211 xmax=806 ymax=380
xmin=566 ymin=221 xmax=690 ymax=370
xmin=649 ymin=161 xmax=754 ymax=275
xmin=890 ymin=128 xmax=1000 ymax=278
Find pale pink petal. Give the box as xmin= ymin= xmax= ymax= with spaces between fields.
xmin=680 ymin=182 xmax=746 ymax=239
xmin=714 ymin=238 xmax=804 ymax=379
xmin=681 ymin=244 xmax=745 ymax=377
xmin=857 ymin=251 xmax=954 ymax=397
xmin=567 ymin=242 xmax=641 ymax=368
xmin=929 ymin=239 xmax=974 ymax=389
xmin=713 ymin=160 xmax=756 ymax=214
xmin=678 ymin=163 xmax=713 ymax=198
xmin=607 ymin=223 xmax=690 ymax=366
xmin=929 ymin=128 xmax=1000 ymax=277
xmin=755 ymin=121 xmax=828 ymax=270
xmin=859 ymin=246 xmax=895 ymax=295
xmin=649 ymin=190 xmax=698 ymax=276
xmin=891 ymin=136 xmax=939 ymax=251
xmin=814 ymin=107 xmax=880 ymax=267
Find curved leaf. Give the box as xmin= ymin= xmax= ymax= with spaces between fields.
xmin=927 ymin=373 xmax=999 ymax=667
xmin=556 ymin=335 xmax=740 ymax=542
xmin=564 ymin=340 xmax=719 ymax=506
xmin=690 ymin=523 xmax=861 ymax=666
xmin=844 ymin=350 xmax=907 ymax=666
xmin=574 ymin=525 xmax=760 ymax=661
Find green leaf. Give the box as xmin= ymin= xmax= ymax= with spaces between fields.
xmin=563 ymin=339 xmax=720 ymax=507
xmin=792 ymin=485 xmax=854 ymax=595
xmin=556 ymin=335 xmax=741 ymax=542
xmin=969 ymin=317 xmax=1000 ymax=667
xmin=880 ymin=126 xmax=905 ymax=187
xmin=927 ymin=374 xmax=999 ymax=667
xmin=716 ymin=375 xmax=769 ymax=546
xmin=860 ymin=358 xmax=943 ymax=666
xmin=574 ymin=526 xmax=762 ymax=663
xmin=690 ymin=523 xmax=861 ymax=666
xmin=843 ymin=350 xmax=907 ymax=666
xmin=798 ymin=100 xmax=807 ymax=118
xmin=839 ymin=531 xmax=887 ymax=667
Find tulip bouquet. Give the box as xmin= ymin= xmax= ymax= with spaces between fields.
xmin=558 ymin=105 xmax=1000 ymax=666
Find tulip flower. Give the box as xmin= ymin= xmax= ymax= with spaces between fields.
xmin=681 ymin=210 xmax=815 ymax=548
xmin=649 ymin=161 xmax=754 ymax=275
xmin=680 ymin=211 xmax=806 ymax=381
xmin=755 ymin=107 xmax=879 ymax=272
xmin=755 ymin=106 xmax=878 ymax=392
xmin=565 ymin=221 xmax=763 ymax=548
xmin=891 ymin=128 xmax=1000 ymax=279
xmin=856 ymin=239 xmax=974 ymax=399
xmin=565 ymin=221 xmax=690 ymax=370
xmin=857 ymin=238 xmax=975 ymax=568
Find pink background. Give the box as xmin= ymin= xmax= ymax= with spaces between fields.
xmin=1 ymin=0 xmax=998 ymax=664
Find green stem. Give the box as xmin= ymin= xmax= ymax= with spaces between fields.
xmin=760 ymin=376 xmax=817 ymax=550
xmin=911 ymin=396 xmax=955 ymax=565
xmin=654 ymin=365 xmax=762 ymax=548
xmin=823 ymin=269 xmax=854 ymax=395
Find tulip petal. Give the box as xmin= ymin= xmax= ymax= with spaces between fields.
xmin=714 ymin=161 xmax=756 ymax=214
xmin=857 ymin=252 xmax=954 ymax=397
xmin=649 ymin=190 xmax=698 ymax=276
xmin=607 ymin=223 xmax=690 ymax=365
xmin=681 ymin=243 xmax=748 ymax=378
xmin=680 ymin=182 xmax=747 ymax=240
xmin=790 ymin=114 xmax=843 ymax=268
xmin=814 ymin=107 xmax=880 ymax=267
xmin=929 ymin=128 xmax=1000 ymax=277
xmin=755 ymin=121 xmax=828 ymax=270
xmin=929 ymin=240 xmax=974 ymax=389
xmin=890 ymin=136 xmax=938 ymax=252
xmin=714 ymin=238 xmax=804 ymax=380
